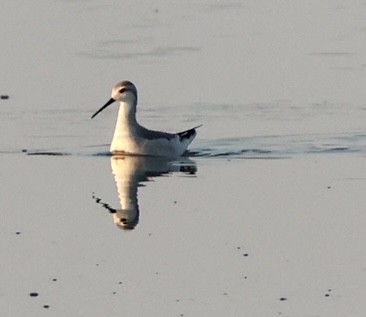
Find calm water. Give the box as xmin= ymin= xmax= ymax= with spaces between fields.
xmin=1 ymin=0 xmax=366 ymax=157
xmin=1 ymin=101 xmax=366 ymax=157
xmin=1 ymin=1 xmax=366 ymax=316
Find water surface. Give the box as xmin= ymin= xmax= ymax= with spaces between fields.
xmin=1 ymin=1 xmax=366 ymax=316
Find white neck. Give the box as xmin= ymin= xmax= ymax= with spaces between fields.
xmin=114 ymin=100 xmax=138 ymax=134
xmin=110 ymin=100 xmax=139 ymax=152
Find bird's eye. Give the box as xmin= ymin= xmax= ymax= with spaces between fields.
xmin=119 ymin=88 xmax=126 ymax=93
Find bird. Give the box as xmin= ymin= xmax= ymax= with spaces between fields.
xmin=91 ymin=81 xmax=201 ymax=158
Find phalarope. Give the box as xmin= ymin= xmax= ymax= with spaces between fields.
xmin=91 ymin=81 xmax=201 ymax=158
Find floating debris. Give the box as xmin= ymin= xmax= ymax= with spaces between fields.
xmin=29 ymin=292 xmax=39 ymax=297
xmin=279 ymin=297 xmax=287 ymax=301
xmin=325 ymin=288 xmax=332 ymax=297
xmin=27 ymin=151 xmax=70 ymax=156
xmin=0 ymin=95 xmax=9 ymax=100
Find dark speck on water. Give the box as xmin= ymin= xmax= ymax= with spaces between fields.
xmin=279 ymin=297 xmax=287 ymax=301
xmin=0 ymin=95 xmax=9 ymax=99
xmin=29 ymin=292 xmax=39 ymax=297
xmin=27 ymin=151 xmax=69 ymax=156
xmin=43 ymin=305 xmax=50 ymax=309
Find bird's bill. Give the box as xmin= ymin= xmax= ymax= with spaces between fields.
xmin=91 ymin=98 xmax=115 ymax=119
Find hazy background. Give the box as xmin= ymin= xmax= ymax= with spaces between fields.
xmin=1 ymin=0 xmax=366 ymax=153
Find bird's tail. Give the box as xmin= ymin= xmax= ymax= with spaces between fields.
xmin=177 ymin=125 xmax=202 ymax=141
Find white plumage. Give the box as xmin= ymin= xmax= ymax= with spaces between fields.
xmin=91 ymin=81 xmax=200 ymax=158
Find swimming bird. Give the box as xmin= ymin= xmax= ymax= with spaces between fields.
xmin=91 ymin=81 xmax=201 ymax=158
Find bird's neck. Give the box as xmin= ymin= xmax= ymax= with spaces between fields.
xmin=113 ymin=101 xmax=138 ymax=137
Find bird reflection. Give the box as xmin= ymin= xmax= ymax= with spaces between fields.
xmin=93 ymin=155 xmax=197 ymax=230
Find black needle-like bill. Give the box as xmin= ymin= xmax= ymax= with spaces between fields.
xmin=91 ymin=98 xmax=115 ymax=119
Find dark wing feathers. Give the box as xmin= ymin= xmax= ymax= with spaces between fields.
xmin=177 ymin=125 xmax=202 ymax=141
xmin=140 ymin=124 xmax=202 ymax=141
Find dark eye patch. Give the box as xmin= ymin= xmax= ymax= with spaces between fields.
xmin=119 ymin=88 xmax=126 ymax=93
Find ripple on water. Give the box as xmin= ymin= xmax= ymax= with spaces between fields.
xmin=191 ymin=132 xmax=366 ymax=159
xmin=6 ymin=132 xmax=364 ymax=159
